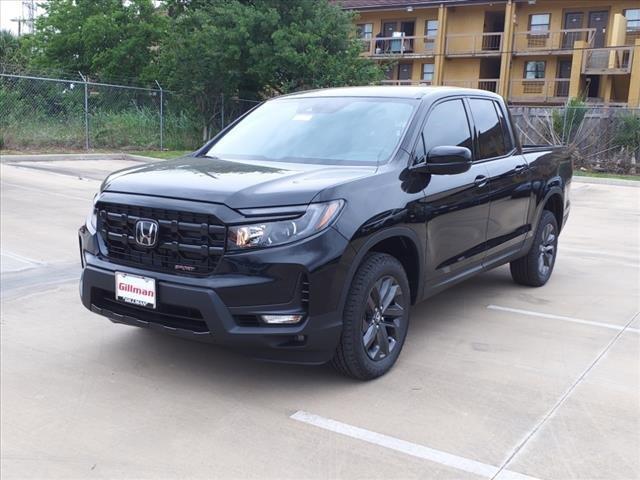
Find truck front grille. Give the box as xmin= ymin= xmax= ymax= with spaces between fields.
xmin=96 ymin=202 xmax=226 ymax=276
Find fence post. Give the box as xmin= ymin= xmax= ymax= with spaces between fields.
xmin=155 ymin=80 xmax=164 ymax=151
xmin=220 ymin=92 xmax=225 ymax=130
xmin=78 ymin=72 xmax=89 ymax=150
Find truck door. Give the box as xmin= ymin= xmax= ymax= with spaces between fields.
xmin=467 ymin=98 xmax=531 ymax=266
xmin=418 ymin=98 xmax=492 ymax=290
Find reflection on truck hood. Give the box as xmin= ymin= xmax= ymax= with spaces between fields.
xmin=101 ymin=156 xmax=376 ymax=209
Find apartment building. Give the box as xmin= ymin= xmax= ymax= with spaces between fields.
xmin=338 ymin=0 xmax=640 ymax=106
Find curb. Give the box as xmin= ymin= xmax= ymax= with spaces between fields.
xmin=573 ymin=176 xmax=640 ymax=188
xmin=0 ymin=153 xmax=156 ymax=163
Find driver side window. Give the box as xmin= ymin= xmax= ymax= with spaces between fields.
xmin=417 ymin=99 xmax=473 ymax=159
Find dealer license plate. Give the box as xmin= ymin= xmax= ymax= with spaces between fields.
xmin=115 ymin=272 xmax=156 ymax=309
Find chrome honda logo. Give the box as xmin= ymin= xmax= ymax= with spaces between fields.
xmin=135 ymin=219 xmax=159 ymax=247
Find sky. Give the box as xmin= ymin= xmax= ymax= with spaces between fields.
xmin=0 ymin=0 xmax=43 ymax=35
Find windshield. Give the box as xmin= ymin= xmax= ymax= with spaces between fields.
xmin=206 ymin=97 xmax=417 ymax=165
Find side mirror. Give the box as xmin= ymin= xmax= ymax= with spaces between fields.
xmin=425 ymin=146 xmax=472 ymax=175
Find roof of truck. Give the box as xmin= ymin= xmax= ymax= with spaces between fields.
xmin=277 ymin=86 xmax=502 ymax=101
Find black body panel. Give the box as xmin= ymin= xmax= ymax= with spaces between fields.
xmin=79 ymin=86 xmax=572 ymax=363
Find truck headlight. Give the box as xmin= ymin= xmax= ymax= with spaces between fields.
xmin=87 ymin=194 xmax=98 ymax=232
xmin=228 ymin=200 xmax=344 ymax=250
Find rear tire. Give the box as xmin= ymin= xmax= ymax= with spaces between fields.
xmin=510 ymin=210 xmax=558 ymax=287
xmin=331 ymin=253 xmax=410 ymax=380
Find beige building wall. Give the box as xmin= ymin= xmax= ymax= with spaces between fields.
xmin=350 ymin=0 xmax=640 ymax=105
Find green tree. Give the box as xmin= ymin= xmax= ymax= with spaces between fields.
xmin=0 ymin=30 xmax=29 ymax=71
xmin=27 ymin=0 xmax=166 ymax=81
xmin=152 ymin=0 xmax=383 ymax=138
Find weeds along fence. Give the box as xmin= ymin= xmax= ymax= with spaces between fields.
xmin=510 ymin=105 xmax=640 ymax=174
xmin=0 ymin=72 xmax=260 ymax=151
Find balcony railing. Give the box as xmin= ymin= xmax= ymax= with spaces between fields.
xmin=509 ymin=79 xmax=571 ymax=103
xmin=445 ymin=32 xmax=503 ymax=56
xmin=625 ymin=31 xmax=640 ymax=46
xmin=379 ymin=80 xmax=433 ymax=86
xmin=443 ymin=79 xmax=500 ymax=93
xmin=513 ymin=28 xmax=595 ymax=54
xmin=583 ymin=47 xmax=634 ymax=74
xmin=360 ymin=35 xmax=437 ymax=57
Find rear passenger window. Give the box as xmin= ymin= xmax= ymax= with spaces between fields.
xmin=494 ymin=102 xmax=514 ymax=152
xmin=469 ymin=98 xmax=507 ymax=159
xmin=419 ymin=99 xmax=473 ymax=157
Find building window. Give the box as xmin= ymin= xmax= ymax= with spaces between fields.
xmin=425 ymin=20 xmax=438 ymax=37
xmin=356 ymin=23 xmax=373 ymax=39
xmin=524 ymin=61 xmax=546 ymax=79
xmin=624 ymin=9 xmax=640 ymax=32
xmin=529 ymin=14 xmax=551 ymax=32
xmin=422 ymin=64 xmax=434 ymax=82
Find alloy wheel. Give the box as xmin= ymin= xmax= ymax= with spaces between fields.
xmin=362 ymin=275 xmax=404 ymax=361
xmin=538 ymin=223 xmax=556 ymax=278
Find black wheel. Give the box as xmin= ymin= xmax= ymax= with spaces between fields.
xmin=510 ymin=210 xmax=558 ymax=287
xmin=331 ymin=253 xmax=410 ymax=380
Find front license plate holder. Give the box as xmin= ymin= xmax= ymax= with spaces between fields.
xmin=115 ymin=272 xmax=156 ymax=309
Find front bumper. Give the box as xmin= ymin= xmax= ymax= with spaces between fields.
xmin=79 ymin=222 xmax=353 ymax=364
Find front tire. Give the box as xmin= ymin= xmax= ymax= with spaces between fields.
xmin=510 ymin=210 xmax=559 ymax=287
xmin=331 ymin=253 xmax=410 ymax=380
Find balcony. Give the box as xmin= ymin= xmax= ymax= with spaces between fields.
xmin=513 ymin=29 xmax=595 ymax=55
xmin=445 ymin=33 xmax=503 ymax=57
xmin=508 ymin=79 xmax=570 ymax=104
xmin=443 ymin=79 xmax=500 ymax=93
xmin=583 ymin=47 xmax=634 ymax=75
xmin=360 ymin=35 xmax=437 ymax=58
xmin=379 ymin=80 xmax=433 ymax=86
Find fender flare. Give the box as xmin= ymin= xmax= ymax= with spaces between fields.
xmin=337 ymin=226 xmax=424 ymax=315
xmin=534 ymin=185 xmax=564 ymax=231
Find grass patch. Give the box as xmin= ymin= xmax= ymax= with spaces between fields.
xmin=575 ymin=171 xmax=640 ymax=181
xmin=130 ymin=150 xmax=192 ymax=160
xmin=1 ymin=109 xmax=201 ymax=151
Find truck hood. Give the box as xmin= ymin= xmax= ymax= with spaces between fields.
xmin=101 ymin=156 xmax=376 ymax=209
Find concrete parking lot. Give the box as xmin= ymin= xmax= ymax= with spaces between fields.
xmin=1 ymin=155 xmax=639 ymax=480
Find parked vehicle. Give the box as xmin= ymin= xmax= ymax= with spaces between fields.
xmin=79 ymin=87 xmax=572 ymax=380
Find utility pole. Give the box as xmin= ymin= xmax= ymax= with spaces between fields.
xmin=22 ymin=0 xmax=36 ymax=34
xmin=9 ymin=1 xmax=36 ymax=36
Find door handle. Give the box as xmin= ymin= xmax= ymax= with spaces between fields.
xmin=514 ymin=164 xmax=529 ymax=173
xmin=474 ymin=175 xmax=489 ymax=188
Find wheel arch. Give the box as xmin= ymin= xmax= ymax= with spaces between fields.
xmin=543 ymin=191 xmax=564 ymax=231
xmin=340 ymin=228 xmax=424 ymax=313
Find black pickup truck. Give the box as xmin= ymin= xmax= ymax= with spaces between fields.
xmin=79 ymin=87 xmax=572 ymax=380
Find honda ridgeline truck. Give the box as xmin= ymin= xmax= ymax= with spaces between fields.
xmin=79 ymin=87 xmax=572 ymax=380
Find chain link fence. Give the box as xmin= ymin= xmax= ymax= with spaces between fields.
xmin=0 ymin=71 xmax=261 ymax=152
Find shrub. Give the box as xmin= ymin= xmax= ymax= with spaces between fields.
xmin=552 ymin=97 xmax=587 ymax=144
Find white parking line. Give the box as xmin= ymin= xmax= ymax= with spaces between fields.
xmin=487 ymin=305 xmax=640 ymax=334
xmin=290 ymin=411 xmax=540 ymax=480
xmin=0 ymin=181 xmax=90 ymax=201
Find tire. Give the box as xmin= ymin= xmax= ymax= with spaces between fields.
xmin=331 ymin=252 xmax=410 ymax=380
xmin=510 ymin=210 xmax=559 ymax=287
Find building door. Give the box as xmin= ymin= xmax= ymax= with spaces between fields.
xmin=562 ymin=12 xmax=584 ymax=48
xmin=382 ymin=20 xmax=415 ymax=53
xmin=482 ymin=11 xmax=505 ymax=50
xmin=397 ymin=63 xmax=412 ymax=83
xmin=588 ymin=11 xmax=609 ymax=48
xmin=586 ymin=75 xmax=600 ymax=99
xmin=556 ymin=59 xmax=571 ymax=97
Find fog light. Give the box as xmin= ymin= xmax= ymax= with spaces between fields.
xmin=261 ymin=314 xmax=304 ymax=325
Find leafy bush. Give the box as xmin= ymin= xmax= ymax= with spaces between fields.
xmin=552 ymin=97 xmax=587 ymax=144
xmin=613 ymin=113 xmax=640 ymax=153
